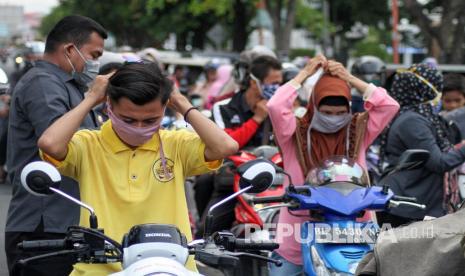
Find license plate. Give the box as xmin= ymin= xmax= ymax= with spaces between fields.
xmin=312 ymin=222 xmax=378 ymax=244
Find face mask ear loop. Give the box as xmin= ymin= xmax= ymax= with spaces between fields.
xmin=250 ymin=74 xmax=263 ymax=95
xmin=73 ymin=44 xmax=87 ymax=62
xmin=307 ymin=94 xmax=319 ymax=168
xmin=346 ymin=123 xmax=350 ymax=157
xmin=64 ymin=46 xmax=77 ymax=73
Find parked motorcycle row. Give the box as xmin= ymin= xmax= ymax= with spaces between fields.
xmin=15 ymin=147 xmax=465 ymax=276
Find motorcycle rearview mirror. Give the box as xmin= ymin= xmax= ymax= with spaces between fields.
xmin=381 ymin=150 xmax=430 ymax=194
xmin=21 ymin=161 xmax=99 ymax=229
xmin=21 ymin=161 xmax=61 ymax=196
xmin=237 ymin=159 xmax=276 ymax=193
xmin=203 ymin=159 xmax=276 ymax=239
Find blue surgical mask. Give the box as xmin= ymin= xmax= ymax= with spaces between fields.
xmin=250 ymin=74 xmax=280 ymax=100
xmin=261 ymin=83 xmax=280 ymax=100
xmin=65 ymin=45 xmax=100 ymax=87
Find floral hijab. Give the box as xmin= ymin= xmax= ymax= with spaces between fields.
xmin=380 ymin=63 xmax=447 ymax=160
xmin=379 ymin=64 xmax=460 ymax=212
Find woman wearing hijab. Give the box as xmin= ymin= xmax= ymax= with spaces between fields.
xmin=205 ymin=64 xmax=233 ymax=109
xmin=377 ymin=63 xmax=465 ymax=228
xmin=266 ymin=54 xmax=400 ymax=274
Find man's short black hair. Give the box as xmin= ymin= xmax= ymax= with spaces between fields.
xmin=45 ymin=15 xmax=108 ymax=53
xmin=443 ymin=73 xmax=465 ymax=97
xmin=250 ymin=56 xmax=282 ymax=82
xmin=107 ymin=62 xmax=173 ymax=106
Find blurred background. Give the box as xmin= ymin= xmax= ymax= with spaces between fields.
xmin=0 ymin=0 xmax=464 ymax=76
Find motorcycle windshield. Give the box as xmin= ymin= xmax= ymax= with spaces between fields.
xmin=320 ymin=181 xmax=364 ymax=196
xmin=306 ymin=156 xmax=368 ymax=186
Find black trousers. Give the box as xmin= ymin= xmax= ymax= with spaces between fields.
xmin=195 ymin=168 xmax=236 ymax=238
xmin=5 ymin=221 xmax=74 ymax=276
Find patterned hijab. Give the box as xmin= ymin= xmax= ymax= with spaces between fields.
xmin=379 ymin=64 xmax=447 ymax=164
xmin=379 ymin=64 xmax=462 ymax=212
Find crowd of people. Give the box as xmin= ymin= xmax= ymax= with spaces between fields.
xmin=3 ymin=14 xmax=465 ymax=276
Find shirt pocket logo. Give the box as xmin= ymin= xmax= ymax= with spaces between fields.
xmin=152 ymin=158 xmax=175 ymax=182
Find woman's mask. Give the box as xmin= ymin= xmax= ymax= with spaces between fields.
xmin=310 ymin=110 xmax=352 ymax=134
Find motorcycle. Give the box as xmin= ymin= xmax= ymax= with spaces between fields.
xmin=251 ymin=150 xmax=429 ymax=275
xmin=228 ymin=145 xmax=284 ymax=239
xmin=16 ymin=159 xmax=282 ymax=276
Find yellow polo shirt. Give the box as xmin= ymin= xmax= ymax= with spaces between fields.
xmin=42 ymin=121 xmax=221 ymax=275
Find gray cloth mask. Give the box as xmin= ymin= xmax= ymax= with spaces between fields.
xmin=65 ymin=45 xmax=100 ymax=87
xmin=310 ymin=110 xmax=352 ymax=133
xmin=306 ymin=109 xmax=352 ymax=163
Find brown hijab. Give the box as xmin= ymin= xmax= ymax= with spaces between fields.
xmin=296 ymin=74 xmax=351 ymax=169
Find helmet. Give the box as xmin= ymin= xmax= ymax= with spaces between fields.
xmin=204 ymin=58 xmax=221 ymax=72
xmin=306 ymin=156 xmax=368 ymax=186
xmin=233 ymin=46 xmax=277 ymax=89
xmin=351 ymin=56 xmax=386 ymax=87
xmin=281 ymin=63 xmax=309 ymax=104
xmin=281 ymin=62 xmax=299 ymax=84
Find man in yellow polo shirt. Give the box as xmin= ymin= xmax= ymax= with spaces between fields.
xmin=37 ymin=62 xmax=239 ymax=275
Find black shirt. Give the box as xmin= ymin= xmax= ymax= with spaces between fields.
xmin=214 ymin=90 xmax=273 ymax=149
xmin=6 ymin=60 xmax=98 ymax=233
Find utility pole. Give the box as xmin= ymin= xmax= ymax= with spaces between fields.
xmin=391 ymin=0 xmax=400 ymax=64
xmin=322 ymin=0 xmax=331 ymax=57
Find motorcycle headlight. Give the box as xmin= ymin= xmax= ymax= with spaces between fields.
xmin=310 ymin=246 xmax=356 ymax=276
xmin=311 ymin=246 xmax=332 ymax=275
xmin=348 ymin=261 xmax=359 ymax=274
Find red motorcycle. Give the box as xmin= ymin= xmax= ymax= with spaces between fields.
xmin=227 ymin=146 xmax=284 ymax=239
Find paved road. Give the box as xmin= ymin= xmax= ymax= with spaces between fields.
xmin=0 ymin=183 xmax=10 ymax=276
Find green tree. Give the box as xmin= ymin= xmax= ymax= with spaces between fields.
xmin=295 ymin=1 xmax=331 ymax=41
xmin=264 ymin=0 xmax=297 ymax=57
xmin=353 ymin=28 xmax=391 ymax=61
xmin=40 ymin=0 xmax=258 ymax=51
xmin=404 ymin=0 xmax=465 ymax=63
xmin=39 ymin=2 xmax=72 ymax=37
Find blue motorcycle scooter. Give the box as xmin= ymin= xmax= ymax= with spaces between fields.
xmin=252 ymin=150 xmax=429 ymax=275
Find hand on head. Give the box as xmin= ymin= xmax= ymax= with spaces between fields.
xmin=327 ymin=60 xmax=353 ymax=83
xmin=303 ymin=54 xmax=328 ymax=76
xmin=301 ymin=54 xmax=354 ymax=83
xmin=87 ymin=71 xmax=114 ymax=105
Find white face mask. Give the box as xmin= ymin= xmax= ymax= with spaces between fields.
xmin=310 ymin=110 xmax=352 ymax=133
xmin=306 ymin=108 xmax=352 ymax=164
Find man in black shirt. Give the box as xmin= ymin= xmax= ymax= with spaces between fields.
xmin=195 ymin=56 xmax=282 ymax=237
xmin=5 ymin=15 xmax=106 ymax=276
xmin=213 ymin=55 xmax=282 ymax=149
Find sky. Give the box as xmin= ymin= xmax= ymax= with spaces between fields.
xmin=0 ymin=0 xmax=58 ymax=14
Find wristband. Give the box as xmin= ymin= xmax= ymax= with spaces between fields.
xmin=183 ymin=107 xmax=198 ymax=123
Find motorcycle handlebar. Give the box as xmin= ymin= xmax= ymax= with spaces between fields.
xmin=233 ymin=239 xmax=279 ymax=251
xmin=18 ymin=239 xmax=66 ymax=251
xmin=389 ymin=200 xmax=426 ymax=210
xmin=392 ymin=195 xmax=418 ymax=203
xmin=251 ymin=195 xmax=285 ymax=204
